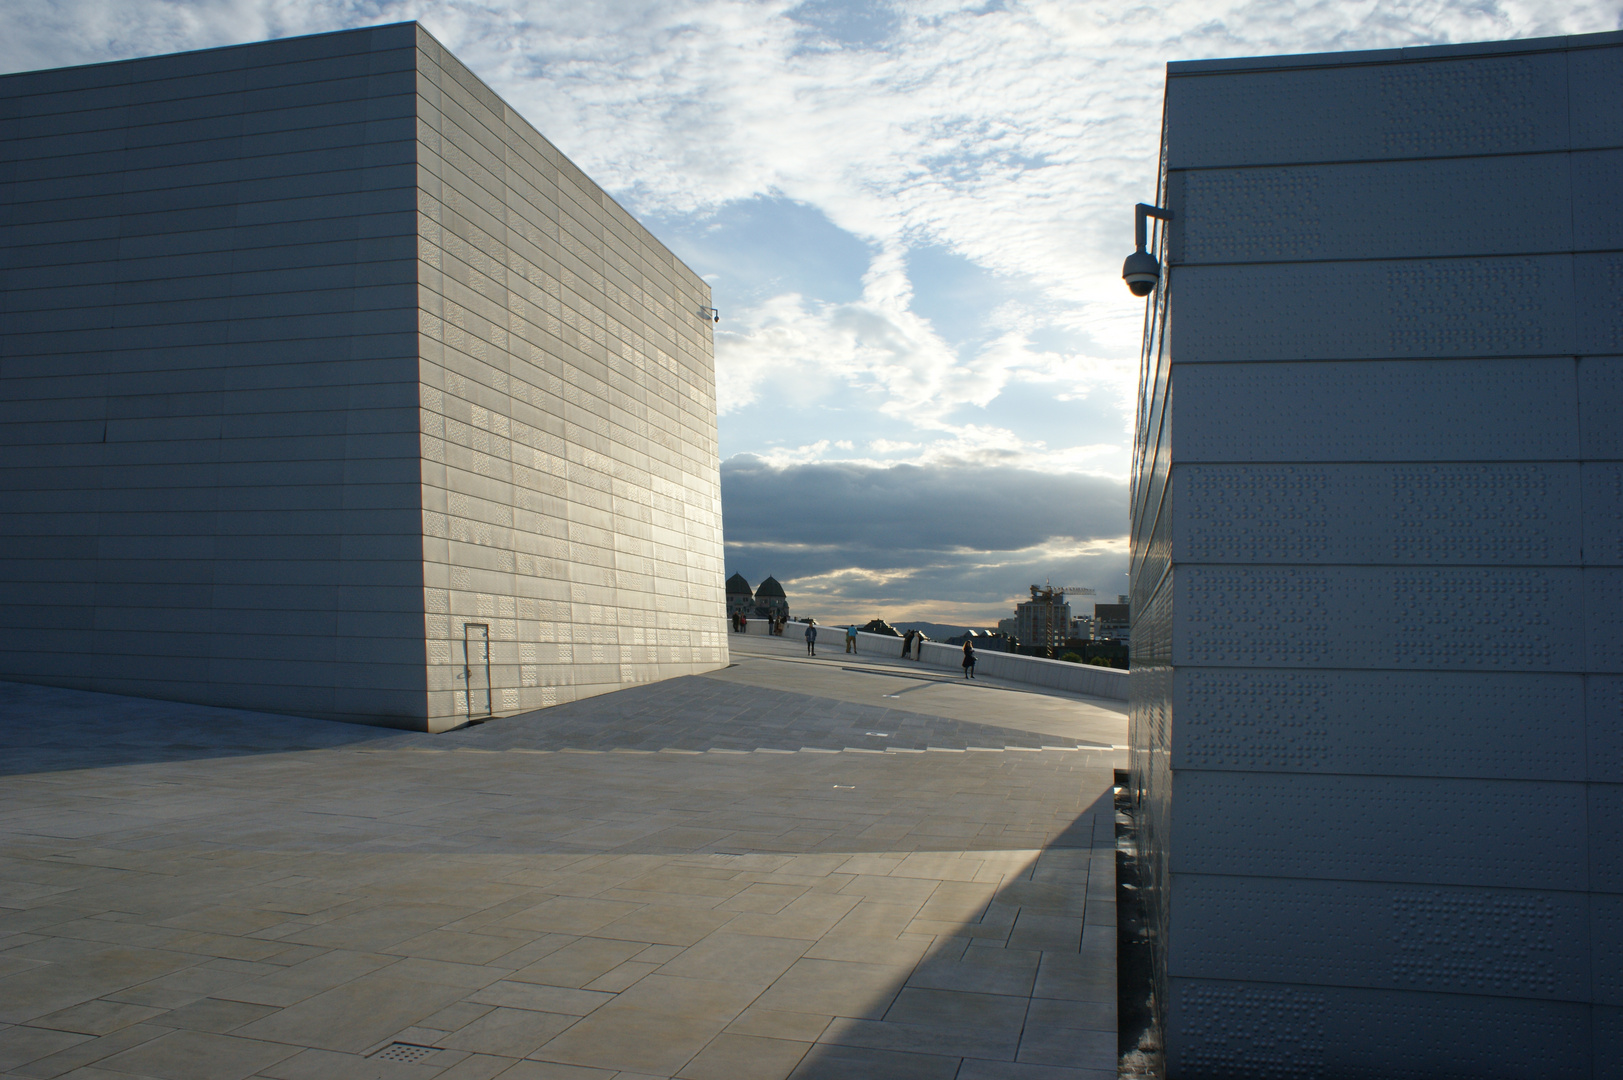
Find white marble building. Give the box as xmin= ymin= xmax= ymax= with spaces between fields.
xmin=0 ymin=24 xmax=728 ymax=732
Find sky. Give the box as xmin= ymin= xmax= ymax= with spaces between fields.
xmin=6 ymin=0 xmax=1620 ymax=626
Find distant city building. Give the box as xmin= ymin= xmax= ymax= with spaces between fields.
xmin=945 ymin=629 xmax=1012 ymax=651
xmin=996 ymin=617 xmax=1018 ymax=638
xmin=1093 ymin=603 xmax=1129 ymax=643
xmin=1070 ymin=615 xmax=1095 ymax=640
xmin=1014 ymin=585 xmax=1071 ymax=651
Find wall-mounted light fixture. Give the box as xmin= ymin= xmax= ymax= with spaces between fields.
xmin=699 ymin=305 xmax=720 ymax=324
xmin=1122 ymin=202 xmax=1173 ymax=297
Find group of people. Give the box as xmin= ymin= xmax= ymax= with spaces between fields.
xmin=731 ymin=612 xmax=792 ymax=635
xmin=822 ymin=622 xmax=977 ymax=677
xmin=899 ymin=628 xmax=927 ymax=660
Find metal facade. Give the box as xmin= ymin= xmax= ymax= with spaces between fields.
xmin=1132 ymin=31 xmax=1623 ymax=1076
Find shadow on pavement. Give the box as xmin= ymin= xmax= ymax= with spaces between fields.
xmin=0 ymin=680 xmax=399 ymax=776
xmin=782 ymin=788 xmax=1119 ymax=1079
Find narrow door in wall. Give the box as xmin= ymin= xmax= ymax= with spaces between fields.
xmin=463 ymin=623 xmax=491 ymax=719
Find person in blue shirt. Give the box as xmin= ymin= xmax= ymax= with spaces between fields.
xmin=845 ymin=625 xmax=858 ymax=653
xmin=805 ymin=620 xmax=818 ymax=656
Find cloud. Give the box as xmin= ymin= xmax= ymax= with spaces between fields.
xmin=723 ymin=454 xmax=1126 ymax=552
xmin=5 ymin=0 xmax=1618 ymax=620
xmin=720 ymin=454 xmax=1130 ymax=621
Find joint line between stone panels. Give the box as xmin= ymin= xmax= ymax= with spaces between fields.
xmin=1168 ymin=143 xmax=1623 ymax=173
xmin=7 ymin=212 xmax=423 ymax=261
xmin=6 ymin=120 xmax=422 ymax=173
xmin=0 ymin=75 xmax=420 ymax=132
xmin=1178 ymin=247 xmax=1622 ymax=269
xmin=5 ymin=158 xmax=422 ymax=208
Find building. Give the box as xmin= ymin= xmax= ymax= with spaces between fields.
xmin=722 ymin=574 xmax=788 ymax=621
xmin=0 ymin=24 xmax=728 ymax=732
xmin=1014 ymin=585 xmax=1071 ymax=652
xmin=1092 ymin=603 xmax=1129 ymax=643
xmin=752 ymin=575 xmax=788 ymax=620
xmin=725 ymin=573 xmax=754 ymax=620
xmin=1130 ymin=31 xmax=1622 ymax=1076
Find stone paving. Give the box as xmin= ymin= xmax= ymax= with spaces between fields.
xmin=0 ymin=636 xmax=1125 ymax=1079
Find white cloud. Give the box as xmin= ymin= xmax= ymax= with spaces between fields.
xmin=5 ymin=0 xmax=1619 ymax=616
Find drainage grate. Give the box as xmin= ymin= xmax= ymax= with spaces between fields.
xmin=371 ymin=1043 xmax=438 ymax=1063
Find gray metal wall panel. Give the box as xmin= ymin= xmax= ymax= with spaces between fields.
xmin=1172 ymin=360 xmax=1578 ymax=463
xmin=1174 ymin=565 xmax=1592 ymax=670
xmin=1570 ymin=43 xmax=1623 ymax=149
xmin=1173 ymin=154 xmax=1574 ymax=264
xmin=1173 ymin=258 xmax=1576 ymax=363
xmin=1138 ymin=34 xmax=1622 ymax=1076
xmin=1169 ymin=874 xmax=1589 ymax=1000
xmin=1172 ymin=669 xmax=1585 ymax=779
xmin=1165 ymin=978 xmax=1591 ymax=1079
xmin=1173 ymin=463 xmax=1581 ymax=564
xmin=1590 ymin=677 xmax=1623 ymax=783
xmin=1172 ymin=772 xmax=1588 ymax=887
xmin=1165 ymin=51 xmax=1569 ymax=170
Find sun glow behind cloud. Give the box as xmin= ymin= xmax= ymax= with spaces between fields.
xmin=5 ymin=0 xmax=1619 ymax=622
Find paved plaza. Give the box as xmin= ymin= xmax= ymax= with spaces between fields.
xmin=0 ymin=635 xmax=1126 ymax=1079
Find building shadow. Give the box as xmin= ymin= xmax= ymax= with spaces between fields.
xmin=0 ymin=680 xmax=398 ymax=777
xmin=781 ymin=786 xmax=1119 ymax=1079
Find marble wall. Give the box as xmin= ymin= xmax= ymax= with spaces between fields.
xmin=0 ymin=23 xmax=727 ymax=731
xmin=412 ymin=31 xmax=726 ymax=727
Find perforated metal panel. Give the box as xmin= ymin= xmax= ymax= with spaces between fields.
xmin=1136 ymin=30 xmax=1622 ymax=1077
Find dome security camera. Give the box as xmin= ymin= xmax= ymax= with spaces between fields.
xmin=1122 ymin=249 xmax=1160 ymax=296
xmin=1123 ymin=203 xmax=1173 ymax=297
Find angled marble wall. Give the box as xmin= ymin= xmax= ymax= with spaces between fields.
xmin=411 ymin=33 xmax=726 ymax=726
xmin=1131 ymin=31 xmax=1623 ymax=1077
xmin=0 ymin=24 xmax=727 ymax=731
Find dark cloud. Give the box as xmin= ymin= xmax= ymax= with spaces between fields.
xmin=720 ymin=455 xmax=1127 ymax=553
xmin=719 ymin=456 xmax=1130 ymax=619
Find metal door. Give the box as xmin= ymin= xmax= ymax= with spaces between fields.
xmin=463 ymin=623 xmax=491 ymax=718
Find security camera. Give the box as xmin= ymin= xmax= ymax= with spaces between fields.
xmin=1123 ymin=203 xmax=1172 ymax=297
xmin=1122 ymin=249 xmax=1160 ymax=296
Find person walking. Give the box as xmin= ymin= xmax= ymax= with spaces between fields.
xmin=962 ymin=638 xmax=976 ymax=679
xmin=845 ymin=625 xmax=857 ymax=653
xmin=805 ymin=620 xmax=818 ymax=657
